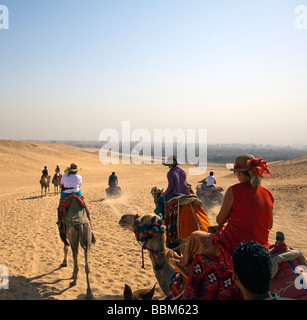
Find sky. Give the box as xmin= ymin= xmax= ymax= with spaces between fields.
xmin=0 ymin=0 xmax=307 ymax=146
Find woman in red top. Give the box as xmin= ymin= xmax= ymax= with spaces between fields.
xmin=167 ymin=154 xmax=274 ymax=272
xmin=215 ymin=154 xmax=274 ymax=254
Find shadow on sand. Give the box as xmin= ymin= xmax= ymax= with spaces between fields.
xmin=89 ymin=198 xmax=106 ymax=203
xmin=17 ymin=192 xmax=60 ymax=201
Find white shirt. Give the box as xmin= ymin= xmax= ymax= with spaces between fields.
xmin=205 ymin=175 xmax=216 ymax=186
xmin=60 ymin=173 xmax=82 ymax=193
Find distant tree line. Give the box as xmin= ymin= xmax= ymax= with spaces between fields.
xmin=44 ymin=140 xmax=307 ymax=163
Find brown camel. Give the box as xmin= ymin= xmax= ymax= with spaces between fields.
xmin=150 ymin=187 xmax=163 ymax=208
xmin=40 ymin=176 xmax=49 ymax=196
xmin=119 ymin=213 xmax=175 ymax=295
xmin=52 ymin=179 xmax=61 ymax=194
xmin=119 ymin=214 xmax=307 ymax=300
xmin=60 ymin=198 xmax=94 ymax=300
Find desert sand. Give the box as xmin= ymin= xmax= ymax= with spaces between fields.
xmin=0 ymin=140 xmax=306 ymax=300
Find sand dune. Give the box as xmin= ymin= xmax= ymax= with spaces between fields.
xmin=0 ymin=140 xmax=306 ymax=300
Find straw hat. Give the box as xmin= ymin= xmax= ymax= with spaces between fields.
xmin=69 ymin=163 xmax=80 ymax=173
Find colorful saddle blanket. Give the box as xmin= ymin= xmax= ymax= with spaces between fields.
xmin=52 ymin=173 xmax=62 ymax=182
xmin=165 ymin=195 xmax=210 ymax=246
xmin=182 ymin=254 xmax=242 ymax=300
xmin=58 ymin=195 xmax=91 ymax=233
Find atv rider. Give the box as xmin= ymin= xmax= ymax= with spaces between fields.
xmin=198 ymin=171 xmax=216 ymax=190
xmin=108 ymin=172 xmax=118 ymax=189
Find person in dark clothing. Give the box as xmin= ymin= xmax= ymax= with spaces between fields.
xmin=42 ymin=166 xmax=50 ymax=182
xmin=42 ymin=166 xmax=48 ymax=176
xmin=108 ymin=172 xmax=118 ymax=189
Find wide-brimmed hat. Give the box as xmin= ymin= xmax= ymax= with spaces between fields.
xmin=226 ymin=163 xmax=247 ymax=172
xmin=163 ymin=155 xmax=178 ymax=166
xmin=69 ymin=163 xmax=80 ymax=173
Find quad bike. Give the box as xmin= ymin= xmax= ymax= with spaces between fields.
xmin=106 ymin=185 xmax=122 ymax=198
xmin=196 ymin=184 xmax=224 ymax=208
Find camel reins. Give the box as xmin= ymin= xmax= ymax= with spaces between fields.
xmin=136 ymin=240 xmax=164 ymax=270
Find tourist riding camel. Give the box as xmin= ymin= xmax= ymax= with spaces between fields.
xmin=157 ymin=155 xmax=188 ymax=218
xmin=56 ymin=163 xmax=94 ymax=300
xmin=167 ymin=154 xmax=274 ymax=272
xmin=57 ymin=163 xmax=83 ymax=245
xmin=52 ymin=165 xmax=62 ymax=194
xmin=60 ymin=163 xmax=82 ymax=199
xmin=42 ymin=166 xmax=50 ymax=183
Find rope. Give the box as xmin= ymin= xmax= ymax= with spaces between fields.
xmin=137 ymin=240 xmax=163 ymax=270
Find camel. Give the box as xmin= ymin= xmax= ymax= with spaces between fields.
xmin=52 ymin=178 xmax=61 ymax=194
xmin=150 ymin=187 xmax=163 ymax=208
xmin=40 ymin=175 xmax=49 ymax=196
xmin=119 ymin=213 xmax=307 ymax=300
xmin=60 ymin=198 xmax=94 ymax=300
xmin=119 ymin=213 xmax=175 ymax=295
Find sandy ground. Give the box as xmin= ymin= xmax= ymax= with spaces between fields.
xmin=0 ymin=140 xmax=306 ymax=300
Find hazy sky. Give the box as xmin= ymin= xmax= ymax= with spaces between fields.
xmin=1 ymin=0 xmax=307 ymax=146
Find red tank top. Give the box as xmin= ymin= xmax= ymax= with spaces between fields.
xmin=216 ymin=182 xmax=274 ymax=254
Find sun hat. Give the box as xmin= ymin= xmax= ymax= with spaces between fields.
xmin=163 ymin=155 xmax=178 ymax=166
xmin=69 ymin=163 xmax=80 ymax=173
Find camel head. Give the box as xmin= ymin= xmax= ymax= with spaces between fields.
xmin=123 ymin=283 xmax=156 ymax=300
xmin=150 ymin=187 xmax=163 ymax=205
xmin=119 ymin=213 xmax=167 ymax=253
xmin=119 ymin=213 xmax=175 ymax=296
xmin=118 ymin=214 xmax=136 ymax=233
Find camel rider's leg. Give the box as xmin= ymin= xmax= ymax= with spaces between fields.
xmin=157 ymin=194 xmax=176 ymax=219
xmin=57 ymin=199 xmax=70 ymax=246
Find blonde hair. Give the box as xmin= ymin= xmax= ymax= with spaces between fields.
xmin=235 ymin=154 xmax=261 ymax=189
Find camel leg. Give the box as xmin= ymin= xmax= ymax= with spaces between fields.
xmin=84 ymin=245 xmax=93 ymax=300
xmin=61 ymin=244 xmax=69 ymax=267
xmin=71 ymin=247 xmax=79 ymax=286
xmin=80 ymin=223 xmax=93 ymax=300
xmin=67 ymin=226 xmax=79 ymax=286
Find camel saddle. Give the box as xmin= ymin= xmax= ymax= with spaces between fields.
xmin=52 ymin=173 xmax=62 ymax=182
xmin=58 ymin=195 xmax=91 ymax=234
xmin=165 ymin=195 xmax=210 ymax=246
